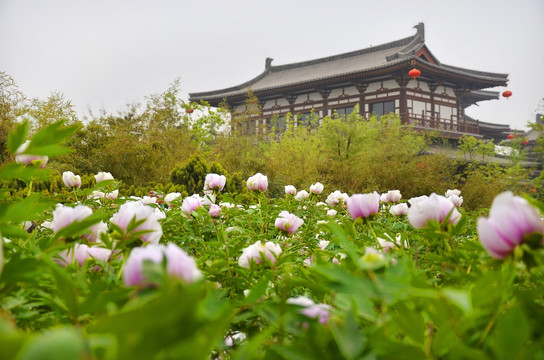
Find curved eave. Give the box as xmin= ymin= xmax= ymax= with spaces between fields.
xmin=415 ymin=59 xmax=508 ymax=87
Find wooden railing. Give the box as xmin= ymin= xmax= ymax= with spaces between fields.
xmin=405 ymin=112 xmax=479 ymax=136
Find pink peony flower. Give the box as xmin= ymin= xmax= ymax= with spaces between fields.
xmin=285 ymin=185 xmax=297 ymax=195
xmin=287 ymin=296 xmax=331 ymax=324
xmin=238 ymin=241 xmax=282 ymax=268
xmin=246 ymin=173 xmax=268 ymax=192
xmin=123 ymin=243 xmax=202 ymax=287
xmin=478 ymin=191 xmax=544 ymax=259
xmin=181 ymin=196 xmax=203 ymax=215
xmin=407 ymin=193 xmax=461 ymax=229
xmin=274 ymin=211 xmax=304 ymax=235
xmin=347 ymin=192 xmax=380 ymax=220
xmin=51 ymin=204 xmax=105 ymax=242
xmin=57 ymin=243 xmax=112 ymax=267
xmin=209 ymin=204 xmax=221 ymax=218
xmin=110 ymin=201 xmax=162 ymax=244
xmin=204 ymin=173 xmax=226 ymax=192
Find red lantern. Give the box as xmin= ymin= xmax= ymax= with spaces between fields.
xmin=502 ymin=90 xmax=512 ymax=99
xmin=186 ymin=108 xmax=194 ymax=114
xmin=507 ymin=134 xmax=515 ymax=140
xmin=408 ymin=68 xmax=421 ymax=80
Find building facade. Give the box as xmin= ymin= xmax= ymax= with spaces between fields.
xmin=189 ymin=23 xmax=510 ymax=140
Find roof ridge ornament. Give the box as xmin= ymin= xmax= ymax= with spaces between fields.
xmin=414 ymin=22 xmax=425 ymax=43
xmin=386 ymin=22 xmax=425 ymax=62
xmin=265 ymin=57 xmax=274 ymax=71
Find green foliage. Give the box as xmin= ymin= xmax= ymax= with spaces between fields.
xmin=1 ymin=117 xmax=544 ymax=360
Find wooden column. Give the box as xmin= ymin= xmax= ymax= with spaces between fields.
xmin=394 ymin=73 xmax=410 ymax=124
xmin=354 ymin=82 xmax=368 ymax=118
xmin=428 ymin=81 xmax=439 ymax=128
xmin=454 ymin=87 xmax=467 ymax=134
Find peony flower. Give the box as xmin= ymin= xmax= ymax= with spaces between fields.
xmin=445 ymin=189 xmax=461 ymax=198
xmin=447 ymin=194 xmax=463 ymax=207
xmin=219 ymin=202 xmax=235 ymax=209
xmin=478 ymin=191 xmax=544 ymax=259
xmin=209 ymin=204 xmax=221 ymax=218
xmin=62 ymin=171 xmax=81 ymax=188
xmin=123 ymin=243 xmax=202 ymax=287
xmin=238 ymin=240 xmax=282 ymax=268
xmin=164 ymin=192 xmax=182 ymax=207
xmin=110 ymin=201 xmax=162 ymax=244
xmin=89 ymin=190 xmax=118 ymax=200
xmin=408 ymin=195 xmax=429 ymax=206
xmin=246 ymin=173 xmax=268 ymax=192
xmin=287 ymin=296 xmax=331 ymax=324
xmin=51 ymin=204 xmax=93 ymax=233
xmin=15 ymin=140 xmax=48 ymax=168
xmin=225 ymin=331 xmax=247 ymax=347
xmin=56 ymin=243 xmax=112 ymax=267
xmin=181 ymin=196 xmax=203 ymax=215
xmin=407 ymin=193 xmax=461 ymax=229
xmin=204 ymin=173 xmax=226 ymax=192
xmin=327 ymin=209 xmax=337 ymax=217
xmin=347 ymin=192 xmax=380 ymax=220
xmin=381 ymin=190 xmax=402 ymax=203
xmin=141 ymin=196 xmax=157 ymax=205
xmin=309 ymin=182 xmax=324 ymax=195
xmin=95 ymin=172 xmax=114 ymax=183
xmin=326 ymin=190 xmax=349 ymax=207
xmin=275 ymin=211 xmax=304 ymax=235
xmin=285 ymin=185 xmax=297 ymax=195
xmin=389 ymin=203 xmax=409 ymax=216
xmin=295 ymin=190 xmax=309 ymax=201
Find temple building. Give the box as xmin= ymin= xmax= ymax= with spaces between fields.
xmin=189 ymin=23 xmax=510 ymax=140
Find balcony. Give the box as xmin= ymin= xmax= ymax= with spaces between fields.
xmin=405 ymin=112 xmax=481 ymax=139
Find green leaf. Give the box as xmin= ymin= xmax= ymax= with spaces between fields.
xmin=244 ymin=276 xmax=271 ymax=303
xmin=15 ymin=327 xmax=87 ymax=360
xmin=0 ymin=194 xmax=53 ymax=224
xmin=494 ymin=305 xmax=530 ymax=360
xmin=330 ymin=304 xmax=366 ymax=359
xmin=24 ymin=121 xmax=80 ymax=157
xmin=441 ymin=288 xmax=473 ymax=315
xmin=7 ymin=120 xmax=29 ymax=154
xmin=0 ymin=162 xmax=55 ymax=182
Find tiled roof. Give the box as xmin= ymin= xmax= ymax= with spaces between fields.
xmin=190 ymin=23 xmax=508 ymax=102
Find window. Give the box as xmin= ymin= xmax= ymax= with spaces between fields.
xmin=370 ymin=101 xmax=395 ymax=117
xmin=332 ymin=106 xmax=355 ymax=117
xmin=271 ymin=116 xmax=286 ymax=131
xmin=297 ymin=111 xmax=319 ymax=127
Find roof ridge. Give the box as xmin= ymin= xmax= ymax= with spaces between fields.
xmin=269 ymin=34 xmax=417 ymax=73
xmin=190 ymin=31 xmax=418 ymax=98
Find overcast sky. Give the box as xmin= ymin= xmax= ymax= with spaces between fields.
xmin=1 ymin=0 xmax=543 ymax=130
